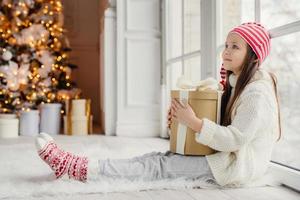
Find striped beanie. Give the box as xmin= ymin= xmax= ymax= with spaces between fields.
xmin=220 ymin=22 xmax=271 ymax=89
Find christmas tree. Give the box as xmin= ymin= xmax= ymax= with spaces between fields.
xmin=0 ymin=0 xmax=81 ymax=114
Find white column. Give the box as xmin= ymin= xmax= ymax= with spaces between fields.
xmin=103 ymin=4 xmax=117 ymax=135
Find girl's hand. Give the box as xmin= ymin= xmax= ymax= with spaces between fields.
xmin=171 ymin=99 xmax=203 ymax=132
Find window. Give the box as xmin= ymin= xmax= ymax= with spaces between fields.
xmin=216 ymin=0 xmax=255 ymax=77
xmin=184 ymin=0 xmax=201 ymax=54
xmin=161 ymin=0 xmax=202 ymax=138
xmin=261 ymin=0 xmax=300 ymax=29
xmin=263 ymin=22 xmax=300 ymax=193
xmin=165 ymin=0 xmax=201 ymax=89
xmin=260 ymin=1 xmax=300 ymax=178
xmin=264 ymin=32 xmax=300 ymax=171
xmin=217 ymin=0 xmax=255 ymax=47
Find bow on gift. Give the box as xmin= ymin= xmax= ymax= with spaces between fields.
xmin=176 ymin=76 xmax=223 ymax=91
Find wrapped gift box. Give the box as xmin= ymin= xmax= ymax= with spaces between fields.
xmin=0 ymin=114 xmax=19 ymax=138
xmin=170 ymin=89 xmax=222 ymax=155
xmin=64 ymin=99 xmax=93 ymax=135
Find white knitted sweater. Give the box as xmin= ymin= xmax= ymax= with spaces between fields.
xmin=196 ymin=69 xmax=279 ymax=187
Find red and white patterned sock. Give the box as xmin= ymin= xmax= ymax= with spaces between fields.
xmin=36 ymin=134 xmax=88 ymax=182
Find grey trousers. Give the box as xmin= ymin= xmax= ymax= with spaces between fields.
xmin=97 ymin=151 xmax=215 ymax=182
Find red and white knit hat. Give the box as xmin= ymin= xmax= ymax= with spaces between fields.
xmin=220 ymin=22 xmax=271 ymax=88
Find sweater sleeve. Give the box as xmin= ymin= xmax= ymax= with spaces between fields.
xmin=195 ymin=91 xmax=270 ymax=152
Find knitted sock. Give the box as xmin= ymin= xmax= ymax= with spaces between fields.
xmin=35 ymin=133 xmax=88 ymax=182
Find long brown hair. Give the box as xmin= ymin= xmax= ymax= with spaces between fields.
xmin=220 ymin=45 xmax=282 ymax=141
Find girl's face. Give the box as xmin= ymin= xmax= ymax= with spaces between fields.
xmin=222 ymin=33 xmax=248 ymax=75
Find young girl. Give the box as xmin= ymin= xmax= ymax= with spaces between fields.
xmin=35 ymin=22 xmax=280 ymax=187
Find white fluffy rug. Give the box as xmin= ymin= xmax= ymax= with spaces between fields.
xmin=0 ymin=135 xmax=219 ymax=199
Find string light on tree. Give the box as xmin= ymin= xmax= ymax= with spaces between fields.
xmin=0 ymin=0 xmax=81 ymax=113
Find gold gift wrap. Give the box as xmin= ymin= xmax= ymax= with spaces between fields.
xmin=64 ymin=99 xmax=93 ymax=135
xmin=170 ymin=89 xmax=222 ymax=155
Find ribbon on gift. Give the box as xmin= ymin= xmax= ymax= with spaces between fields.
xmin=176 ymin=90 xmax=189 ymax=154
xmin=174 ymin=77 xmax=223 ymax=154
